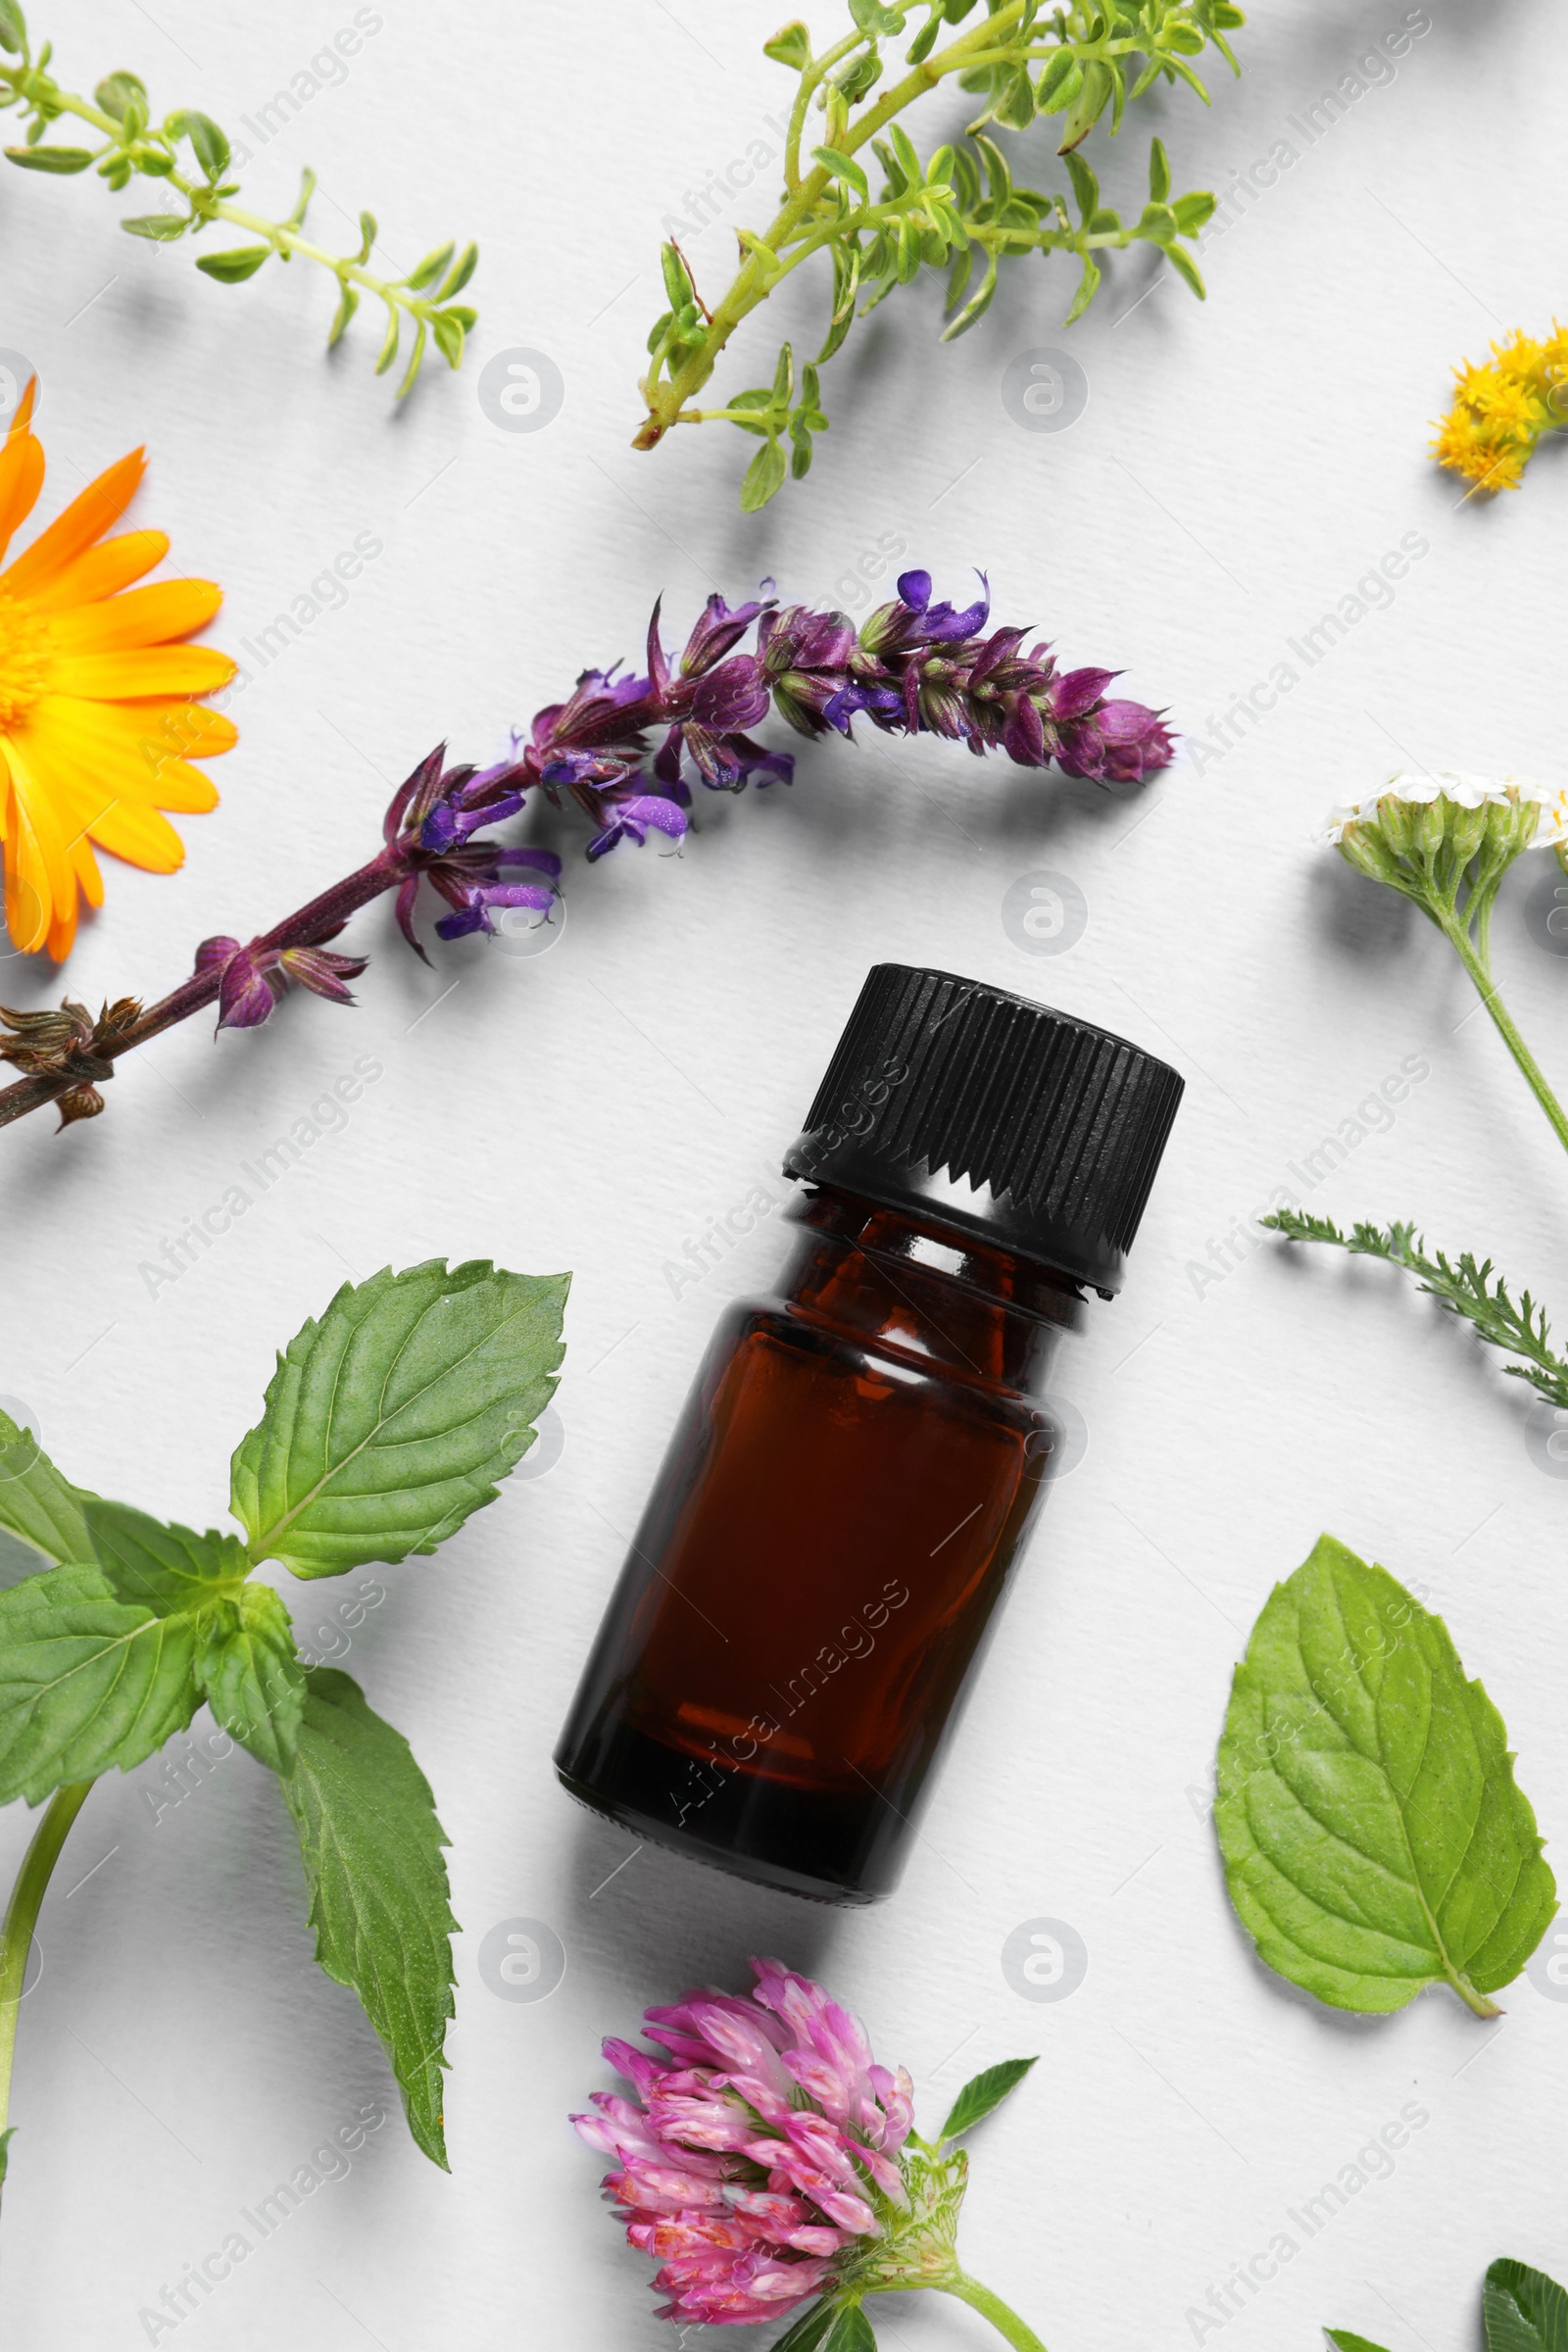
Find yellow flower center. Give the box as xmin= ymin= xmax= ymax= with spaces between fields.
xmin=0 ymin=593 xmax=53 ymax=725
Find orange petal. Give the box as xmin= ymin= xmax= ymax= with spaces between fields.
xmin=71 ymin=828 xmax=104 ymax=909
xmin=75 ymin=794 xmax=185 ymax=873
xmin=47 ymin=579 xmax=224 ymax=655
xmin=25 ymin=530 xmax=172 ymax=612
xmin=46 ymin=645 xmax=236 ymax=699
xmin=1 ymin=448 xmax=146 ymax=597
xmin=6 ymin=378 xmax=38 ymax=443
xmin=36 ymin=693 xmax=237 ymax=760
xmin=0 ymin=427 xmax=44 ymax=568
xmin=1 ymin=761 xmax=69 ymax=956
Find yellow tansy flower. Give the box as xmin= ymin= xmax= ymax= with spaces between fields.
xmin=0 ymin=381 xmax=236 ymax=961
xmin=1432 ymin=318 xmax=1567 ymax=495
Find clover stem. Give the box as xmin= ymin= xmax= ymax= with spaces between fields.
xmin=1443 ymin=918 xmax=1568 ymax=1159
xmin=938 ymin=2273 xmax=1051 ymax=2352
xmin=0 ymin=1780 xmax=96 ymax=2192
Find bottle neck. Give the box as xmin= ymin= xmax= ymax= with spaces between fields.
xmin=779 ymin=1186 xmax=1085 ymax=1394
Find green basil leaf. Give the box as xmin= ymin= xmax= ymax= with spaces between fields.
xmin=121 ymin=212 xmax=188 ymax=241
xmin=811 ymin=145 xmax=869 ymax=203
xmin=85 ymin=1499 xmax=248 ymax=1613
xmin=94 ymin=69 xmax=147 ymax=121
xmin=194 ymin=244 xmax=270 ymax=282
xmin=196 ymin=1584 xmax=305 ymax=1773
xmin=1216 ymin=1535 xmax=1557 ymax=2016
xmin=0 ymin=1563 xmax=200 ymax=1802
xmin=763 ymin=20 xmax=811 ymax=68
xmin=739 ymin=437 xmax=788 ymax=512
xmin=1485 ymin=2259 xmax=1568 ymax=2352
xmin=231 ymin=1260 xmax=568 ymax=1579
xmin=6 ymin=145 xmax=94 ymax=173
xmin=280 ymin=1670 xmax=456 ymax=2166
xmin=0 ymin=1409 xmax=94 ymax=1573
xmin=1325 ymin=2334 xmax=1394 ymax=2352
xmin=938 ymin=2054 xmax=1036 ymax=2140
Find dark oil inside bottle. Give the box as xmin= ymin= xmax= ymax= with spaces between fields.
xmin=554 ymin=1188 xmax=1082 ymax=1903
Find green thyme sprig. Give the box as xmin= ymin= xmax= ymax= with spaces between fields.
xmin=1263 ymin=1208 xmax=1568 ymax=1411
xmin=0 ymin=0 xmax=476 ymax=394
xmin=637 ymin=0 xmax=1244 ymax=507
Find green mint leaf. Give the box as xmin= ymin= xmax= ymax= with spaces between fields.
xmin=121 ymin=213 xmax=188 ymax=241
xmin=763 ymin=19 xmax=810 ymax=67
xmin=6 ymin=146 xmax=95 ymax=173
xmin=280 ymin=1669 xmax=456 ymax=2166
xmin=0 ymin=0 xmax=25 ymax=55
xmin=194 ymin=245 xmax=271 ymax=283
xmin=0 ymin=1563 xmax=200 ymax=1802
xmin=0 ymin=1409 xmax=94 ymax=1573
xmin=938 ymin=2054 xmax=1037 ymax=2140
xmin=230 ymin=1260 xmax=568 ymax=1580
xmin=1216 ymin=1535 xmax=1557 ymax=2016
xmin=1325 ymin=2334 xmax=1394 ymax=2352
xmin=771 ymin=2305 xmax=841 ymax=2352
xmin=811 ymin=145 xmax=869 ymax=203
xmin=196 ymin=1584 xmax=305 ymax=1773
xmin=1485 ymin=2260 xmax=1568 ymax=2352
xmin=84 ymin=1498 xmax=247 ymax=1614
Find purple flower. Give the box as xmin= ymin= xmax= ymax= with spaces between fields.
xmin=586 ymin=793 xmax=689 ymax=861
xmin=197 ymin=936 xmax=368 ymax=1032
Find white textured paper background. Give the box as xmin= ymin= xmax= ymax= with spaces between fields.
xmin=3 ymin=0 xmax=1567 ymax=2344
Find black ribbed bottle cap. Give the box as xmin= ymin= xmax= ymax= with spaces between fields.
xmin=783 ymin=965 xmax=1184 ymax=1294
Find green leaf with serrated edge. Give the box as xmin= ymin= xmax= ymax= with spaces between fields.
xmin=280 ymin=1670 xmax=456 ymax=2166
xmin=1215 ymin=1535 xmax=1557 ymax=2016
xmin=231 ymin=1260 xmax=568 ymax=1579
xmin=763 ymin=18 xmax=810 ymax=67
xmin=0 ymin=0 xmax=24 ymax=55
xmin=0 ymin=1409 xmax=93 ymax=1570
xmin=196 ymin=1584 xmax=305 ymax=1773
xmin=6 ymin=146 xmax=94 ymax=173
xmin=195 ymin=245 xmax=270 ymax=283
xmin=1485 ymin=2260 xmax=1568 ymax=2352
xmin=0 ymin=1563 xmax=201 ymax=1803
xmin=938 ymin=2054 xmax=1036 ymax=2140
xmin=122 ymin=212 xmax=187 ymax=240
xmin=812 ymin=145 xmax=869 ymax=203
xmin=84 ymin=1498 xmax=247 ymax=1614
xmin=95 ymin=70 xmax=147 ymax=121
xmin=1325 ymin=2334 xmax=1393 ymax=2352
xmin=740 ymin=437 xmax=788 ymax=511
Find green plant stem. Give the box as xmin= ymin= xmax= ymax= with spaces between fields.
xmin=636 ymin=2 xmax=1029 ymax=445
xmin=0 ymin=1780 xmax=94 ymax=2168
xmin=1 ymin=74 xmax=445 ymax=335
xmin=938 ymin=2272 xmax=1051 ymax=2351
xmin=1443 ymin=917 xmax=1568 ymax=1157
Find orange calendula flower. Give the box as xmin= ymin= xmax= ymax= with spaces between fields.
xmin=0 ymin=381 xmax=236 ymax=961
xmin=1431 ymin=318 xmax=1568 ymax=496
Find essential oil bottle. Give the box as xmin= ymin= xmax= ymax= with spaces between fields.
xmin=555 ymin=964 xmax=1183 ymax=1904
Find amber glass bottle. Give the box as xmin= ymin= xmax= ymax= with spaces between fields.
xmin=555 ymin=965 xmax=1183 ymax=1904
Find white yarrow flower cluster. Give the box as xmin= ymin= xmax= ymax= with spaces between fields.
xmin=1325 ymin=772 xmax=1568 ymax=847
